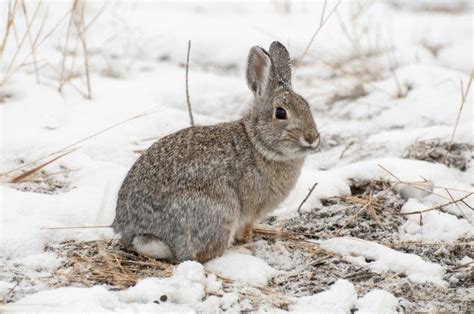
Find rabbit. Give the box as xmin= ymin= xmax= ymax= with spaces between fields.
xmin=112 ymin=41 xmax=320 ymax=262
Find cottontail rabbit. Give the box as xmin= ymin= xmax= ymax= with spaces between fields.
xmin=113 ymin=41 xmax=319 ymax=262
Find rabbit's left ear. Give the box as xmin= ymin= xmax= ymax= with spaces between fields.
xmin=269 ymin=41 xmax=291 ymax=87
xmin=247 ymin=46 xmax=272 ymax=100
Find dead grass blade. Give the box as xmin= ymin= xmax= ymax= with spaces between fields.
xmin=444 ymin=188 xmax=472 ymax=223
xmin=294 ymin=0 xmax=342 ymax=72
xmin=0 ymin=0 xmax=42 ymax=86
xmin=0 ymin=0 xmax=20 ymax=55
xmin=377 ymin=164 xmax=450 ymax=201
xmin=185 ymin=40 xmax=194 ymax=126
xmin=1 ymin=108 xmax=160 ymax=178
xmin=297 ymin=182 xmax=318 ymax=213
xmin=78 ymin=0 xmax=91 ymax=99
xmin=444 ymin=70 xmax=473 ymax=162
xmin=10 ymin=148 xmax=78 ymax=183
xmin=41 ymin=225 xmax=111 ymax=230
xmin=400 ymin=192 xmax=473 ymax=216
xmin=20 ymin=0 xmax=41 ymax=83
xmin=58 ymin=0 xmax=78 ymax=91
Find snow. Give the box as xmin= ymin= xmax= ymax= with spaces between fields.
xmin=205 ymin=252 xmax=277 ymax=286
xmin=320 ymin=237 xmax=446 ymax=286
xmin=0 ymin=281 xmax=15 ymax=297
xmin=291 ymin=279 xmax=357 ymax=313
xmin=0 ymin=0 xmax=472 ymax=311
xmin=400 ymin=198 xmax=474 ymax=242
xmin=292 ymin=280 xmax=401 ymax=313
xmin=10 ymin=261 xmax=217 ymax=312
xmin=355 ymin=290 xmax=400 ymax=314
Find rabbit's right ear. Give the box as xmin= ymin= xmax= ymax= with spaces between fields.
xmin=246 ymin=46 xmax=272 ymax=100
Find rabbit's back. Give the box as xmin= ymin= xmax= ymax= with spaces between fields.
xmin=117 ymin=121 xmax=252 ymax=200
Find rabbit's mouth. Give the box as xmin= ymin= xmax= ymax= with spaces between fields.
xmin=297 ymin=135 xmax=321 ymax=154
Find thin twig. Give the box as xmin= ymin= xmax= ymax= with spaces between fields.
xmin=58 ymin=0 xmax=77 ymax=92
xmin=0 ymin=280 xmax=20 ymax=304
xmin=1 ymin=108 xmax=160 ymax=178
xmin=339 ymin=140 xmax=355 ymax=159
xmin=10 ymin=148 xmax=78 ymax=183
xmin=400 ymin=193 xmax=473 ymax=216
xmin=0 ymin=0 xmax=41 ymax=86
xmin=297 ymin=182 xmax=318 ymax=213
xmin=444 ymin=71 xmax=473 ymax=162
xmin=377 ymin=164 xmax=450 ymax=201
xmin=41 ymin=225 xmax=111 ymax=230
xmin=0 ymin=0 xmax=19 ymax=55
xmin=185 ymin=40 xmax=194 ymax=126
xmin=21 ymin=0 xmax=41 ymax=83
xmin=294 ymin=0 xmax=342 ymax=72
xmin=76 ymin=0 xmax=92 ymax=99
xmin=444 ymin=188 xmax=471 ymax=223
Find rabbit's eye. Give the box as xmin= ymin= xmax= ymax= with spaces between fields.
xmin=275 ymin=107 xmax=287 ymax=120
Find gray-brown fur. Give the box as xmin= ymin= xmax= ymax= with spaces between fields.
xmin=112 ymin=41 xmax=319 ymax=262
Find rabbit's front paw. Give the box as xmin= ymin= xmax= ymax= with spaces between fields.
xmin=234 ymin=224 xmax=253 ymax=244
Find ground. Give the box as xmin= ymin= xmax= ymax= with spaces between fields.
xmin=0 ymin=1 xmax=473 ymax=312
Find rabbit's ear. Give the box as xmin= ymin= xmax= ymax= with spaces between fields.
xmin=269 ymin=41 xmax=291 ymax=87
xmin=246 ymin=46 xmax=272 ymax=100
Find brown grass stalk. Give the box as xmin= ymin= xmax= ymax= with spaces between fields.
xmin=0 ymin=0 xmax=41 ymax=86
xmin=20 ymin=0 xmax=41 ymax=83
xmin=42 ymin=225 xmax=111 ymax=230
xmin=444 ymin=188 xmax=471 ymax=223
xmin=377 ymin=164 xmax=452 ymax=201
xmin=444 ymin=71 xmax=473 ymax=162
xmin=1 ymin=108 xmax=159 ymax=179
xmin=58 ymin=0 xmax=78 ymax=92
xmin=75 ymin=0 xmax=92 ymax=99
xmin=185 ymin=40 xmax=194 ymax=126
xmin=400 ymin=192 xmax=473 ymax=216
xmin=10 ymin=148 xmax=78 ymax=183
xmin=294 ymin=0 xmax=342 ymax=72
xmin=296 ymin=182 xmax=318 ymax=213
xmin=0 ymin=0 xmax=20 ymax=55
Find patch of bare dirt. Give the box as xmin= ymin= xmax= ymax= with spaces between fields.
xmin=405 ymin=140 xmax=474 ymax=171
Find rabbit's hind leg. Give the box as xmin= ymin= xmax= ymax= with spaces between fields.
xmin=194 ymin=238 xmax=228 ymax=263
xmin=132 ymin=234 xmax=174 ymax=259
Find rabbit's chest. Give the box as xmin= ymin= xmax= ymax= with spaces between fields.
xmin=238 ymin=158 xmax=303 ymax=217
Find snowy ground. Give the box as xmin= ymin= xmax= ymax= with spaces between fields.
xmin=0 ymin=0 xmax=473 ymax=312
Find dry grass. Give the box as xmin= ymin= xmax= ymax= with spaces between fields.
xmin=47 ymin=240 xmax=175 ymax=290
xmin=444 ymin=71 xmax=474 ymax=162
xmin=45 ymin=238 xmax=301 ymax=311
xmin=0 ymin=0 xmax=43 ymax=86
xmin=0 ymin=0 xmax=104 ymax=99
xmin=293 ymin=0 xmax=342 ymax=72
xmin=57 ymin=0 xmax=93 ymax=99
xmin=420 ymin=39 xmax=447 ymax=58
xmin=0 ymin=109 xmax=159 ymax=186
xmin=185 ymin=40 xmax=194 ymax=126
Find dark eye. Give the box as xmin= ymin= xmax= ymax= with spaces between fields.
xmin=275 ymin=107 xmax=287 ymax=120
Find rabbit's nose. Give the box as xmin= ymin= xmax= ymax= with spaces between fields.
xmin=304 ymin=131 xmax=317 ymax=145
